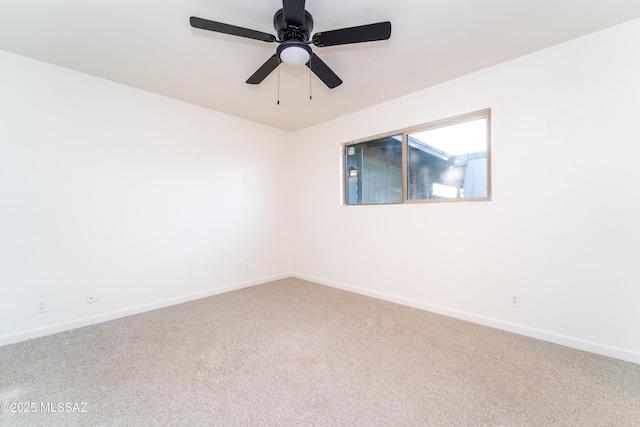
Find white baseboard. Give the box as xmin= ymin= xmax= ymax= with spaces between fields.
xmin=293 ymin=273 xmax=640 ymax=365
xmin=0 ymin=273 xmax=292 ymax=348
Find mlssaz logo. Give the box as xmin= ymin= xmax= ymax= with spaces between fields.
xmin=41 ymin=402 xmax=88 ymax=413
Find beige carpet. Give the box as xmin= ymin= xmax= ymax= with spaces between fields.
xmin=1 ymin=278 xmax=639 ymax=426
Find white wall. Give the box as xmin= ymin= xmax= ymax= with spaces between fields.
xmin=0 ymin=50 xmax=293 ymax=345
xmin=291 ymin=19 xmax=640 ymax=364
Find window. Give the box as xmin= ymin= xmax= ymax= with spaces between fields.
xmin=345 ymin=109 xmax=491 ymax=205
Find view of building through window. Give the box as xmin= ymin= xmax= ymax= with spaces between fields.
xmin=346 ymin=136 xmax=402 ymax=205
xmin=345 ymin=110 xmax=490 ymax=205
xmin=407 ymin=117 xmax=488 ymax=201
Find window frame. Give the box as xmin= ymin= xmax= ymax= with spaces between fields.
xmin=343 ymin=109 xmax=492 ymax=205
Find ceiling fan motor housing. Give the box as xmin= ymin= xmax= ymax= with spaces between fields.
xmin=273 ymin=9 xmax=314 ymax=41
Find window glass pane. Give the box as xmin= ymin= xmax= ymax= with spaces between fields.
xmin=346 ymin=135 xmax=402 ymax=205
xmin=407 ymin=117 xmax=488 ymax=200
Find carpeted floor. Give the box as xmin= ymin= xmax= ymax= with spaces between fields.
xmin=1 ymin=277 xmax=639 ymax=426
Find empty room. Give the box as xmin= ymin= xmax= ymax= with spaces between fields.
xmin=1 ymin=0 xmax=639 ymax=425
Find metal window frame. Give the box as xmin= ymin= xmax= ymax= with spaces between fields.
xmin=343 ymin=109 xmax=492 ymax=205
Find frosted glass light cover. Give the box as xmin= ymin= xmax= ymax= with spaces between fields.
xmin=280 ymin=46 xmax=310 ymax=66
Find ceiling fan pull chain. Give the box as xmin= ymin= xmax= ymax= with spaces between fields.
xmin=309 ymin=55 xmax=313 ymax=100
xmin=277 ymin=58 xmax=281 ymax=105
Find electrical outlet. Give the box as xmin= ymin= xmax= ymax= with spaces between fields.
xmin=35 ymin=299 xmax=48 ymax=314
xmin=243 ymin=262 xmax=249 ymax=272
xmin=510 ymin=293 xmax=521 ymax=308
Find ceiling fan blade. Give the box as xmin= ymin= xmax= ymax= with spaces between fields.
xmin=312 ymin=21 xmax=391 ymax=47
xmin=246 ymin=54 xmax=280 ymax=85
xmin=306 ymin=53 xmax=342 ymax=89
xmin=282 ymin=0 xmax=306 ymax=26
xmin=190 ymin=16 xmax=276 ymax=43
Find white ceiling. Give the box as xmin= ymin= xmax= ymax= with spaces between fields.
xmin=1 ymin=0 xmax=640 ymax=131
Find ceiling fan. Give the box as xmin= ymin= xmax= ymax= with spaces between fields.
xmin=190 ymin=0 xmax=391 ymax=89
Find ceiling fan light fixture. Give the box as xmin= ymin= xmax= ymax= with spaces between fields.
xmin=278 ymin=43 xmax=311 ymax=67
